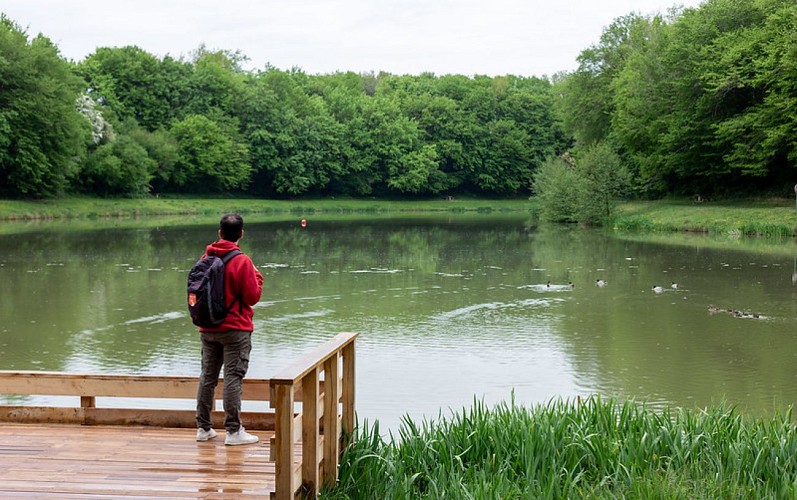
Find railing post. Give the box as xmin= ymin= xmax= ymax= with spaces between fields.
xmin=321 ymin=352 xmax=340 ymax=488
xmin=271 ymin=383 xmax=295 ymax=500
xmin=341 ymin=340 xmax=356 ymax=441
xmin=301 ymin=367 xmax=320 ymax=497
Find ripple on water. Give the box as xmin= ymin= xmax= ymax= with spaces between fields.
xmin=432 ymin=297 xmax=562 ymax=322
xmin=123 ymin=311 xmax=185 ymax=325
xmin=262 ymin=309 xmax=335 ymax=324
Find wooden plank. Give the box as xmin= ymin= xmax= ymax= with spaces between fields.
xmin=0 ymin=331 xmax=359 ymax=499
xmin=342 ymin=340 xmax=356 ymax=437
xmin=84 ymin=408 xmax=276 ymax=431
xmin=0 ymin=407 xmax=83 ymax=424
xmin=0 ymin=424 xmax=281 ymax=498
xmin=301 ymin=368 xmax=320 ymax=497
xmin=0 ymin=372 xmax=270 ymax=401
xmin=270 ymin=332 xmax=358 ymax=385
xmin=322 ymin=353 xmax=340 ymax=488
xmin=271 ymin=384 xmax=295 ymax=500
xmin=0 ymin=407 xmax=276 ymax=430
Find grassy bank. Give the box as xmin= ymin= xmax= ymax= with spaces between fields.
xmin=0 ymin=196 xmax=535 ymax=220
xmin=2 ymin=196 xmax=796 ymax=238
xmin=609 ymin=198 xmax=797 ymax=238
xmin=322 ymin=397 xmax=797 ymax=499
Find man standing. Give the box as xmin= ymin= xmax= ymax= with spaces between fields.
xmin=195 ymin=213 xmax=264 ymax=445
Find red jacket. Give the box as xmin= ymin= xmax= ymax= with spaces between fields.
xmin=198 ymin=240 xmax=263 ymax=333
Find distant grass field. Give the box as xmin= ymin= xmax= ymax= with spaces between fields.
xmin=2 ymin=196 xmax=796 ymax=237
xmin=0 ymin=196 xmax=536 ymax=220
xmin=609 ymin=198 xmax=797 ymax=237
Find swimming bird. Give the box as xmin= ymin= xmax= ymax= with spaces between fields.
xmin=671 ymin=282 xmax=679 ymax=290
xmin=652 ymin=285 xmax=664 ymax=294
xmin=596 ymin=279 xmax=607 ymax=288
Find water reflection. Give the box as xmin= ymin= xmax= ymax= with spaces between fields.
xmin=0 ymin=216 xmax=795 ymax=430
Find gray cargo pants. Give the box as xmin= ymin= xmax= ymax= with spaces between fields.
xmin=196 ymin=329 xmax=252 ymax=434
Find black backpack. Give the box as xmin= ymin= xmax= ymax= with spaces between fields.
xmin=187 ymin=250 xmax=242 ymax=328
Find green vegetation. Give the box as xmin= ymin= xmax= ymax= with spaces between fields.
xmin=533 ymin=0 xmax=797 ymax=225
xmin=2 ymin=197 xmax=795 ymax=239
xmin=3 ymin=0 xmax=797 ymax=206
xmin=322 ymin=397 xmax=797 ymax=499
xmin=0 ymin=17 xmax=567 ymax=199
xmin=610 ymin=198 xmax=797 ymax=237
xmin=533 ymin=143 xmax=631 ymax=224
xmin=557 ymin=0 xmax=797 ymax=200
xmin=0 ymin=196 xmax=537 ymax=221
xmin=0 ymin=16 xmax=88 ymax=197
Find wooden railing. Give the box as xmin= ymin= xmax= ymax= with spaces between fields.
xmin=269 ymin=331 xmax=358 ymax=499
xmin=0 ymin=371 xmax=273 ymax=428
xmin=0 ymin=331 xmax=358 ymax=500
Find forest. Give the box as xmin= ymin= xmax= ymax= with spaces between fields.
xmin=0 ymin=0 xmax=795 ymax=200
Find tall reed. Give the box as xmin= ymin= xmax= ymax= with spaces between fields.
xmin=323 ymin=396 xmax=797 ymax=499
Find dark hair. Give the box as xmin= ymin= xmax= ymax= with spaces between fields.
xmin=219 ymin=213 xmax=244 ymax=242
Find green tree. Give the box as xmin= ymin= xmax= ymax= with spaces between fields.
xmin=0 ymin=16 xmax=89 ymax=197
xmin=79 ymin=135 xmax=154 ymax=196
xmin=477 ymin=119 xmax=534 ymax=194
xmin=499 ymin=83 xmax=567 ymax=165
xmin=184 ymin=47 xmax=248 ymax=119
xmin=609 ymin=16 xmax=674 ymax=194
xmin=387 ymin=144 xmax=440 ymax=194
xmin=242 ymin=68 xmax=343 ymax=196
xmin=307 ymin=72 xmax=381 ymax=196
xmin=532 ymin=155 xmax=587 ymax=223
xmin=576 ymin=143 xmax=631 ymax=223
xmin=79 ymin=46 xmax=191 ymax=131
xmin=169 ymin=114 xmax=251 ymax=192
xmin=358 ymin=95 xmax=434 ymax=195
xmin=331 ymin=93 xmax=380 ymax=195
xmin=702 ymin=0 xmax=797 ymax=187
xmin=556 ymin=14 xmax=652 ymax=146
xmin=461 ymin=76 xmax=569 ymax=195
xmin=267 ymin=99 xmax=343 ymax=195
xmin=400 ymin=93 xmax=474 ymax=193
xmin=610 ymin=0 xmax=797 ymax=195
xmin=122 ymin=120 xmax=178 ymax=194
xmin=534 ymin=144 xmax=629 ymax=224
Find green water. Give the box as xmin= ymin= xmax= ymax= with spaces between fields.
xmin=1 ymin=214 xmax=796 ymax=429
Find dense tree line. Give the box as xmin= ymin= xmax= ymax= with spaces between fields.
xmin=555 ymin=0 xmax=797 ymax=200
xmin=0 ymin=17 xmax=567 ymax=198
xmin=1 ymin=0 xmax=796 ymax=202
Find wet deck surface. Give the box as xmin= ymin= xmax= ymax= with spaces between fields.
xmin=0 ymin=424 xmax=280 ymax=498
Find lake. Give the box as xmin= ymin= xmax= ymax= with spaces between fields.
xmin=1 ymin=214 xmax=796 ymax=430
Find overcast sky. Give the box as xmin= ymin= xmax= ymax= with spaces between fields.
xmin=3 ymin=0 xmax=705 ymax=77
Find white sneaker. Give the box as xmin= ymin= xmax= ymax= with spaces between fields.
xmin=225 ymin=427 xmax=259 ymax=446
xmin=196 ymin=427 xmax=218 ymax=441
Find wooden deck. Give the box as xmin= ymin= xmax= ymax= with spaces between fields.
xmin=0 ymin=332 xmax=358 ymax=499
xmin=0 ymin=424 xmax=286 ymax=498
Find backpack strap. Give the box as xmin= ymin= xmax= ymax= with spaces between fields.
xmin=221 ymin=250 xmax=243 ymax=311
xmin=221 ymin=249 xmax=242 ymax=264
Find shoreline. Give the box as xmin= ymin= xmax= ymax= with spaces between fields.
xmin=0 ymin=197 xmax=536 ymax=221
xmin=1 ymin=196 xmax=796 ymax=237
